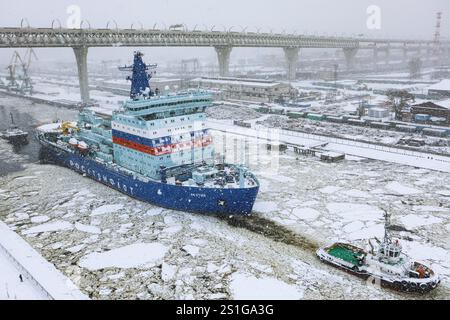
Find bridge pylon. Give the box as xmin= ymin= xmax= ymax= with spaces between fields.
xmin=73 ymin=46 xmax=90 ymax=103
xmin=283 ymin=47 xmax=300 ymax=81
xmin=403 ymin=48 xmax=408 ymax=63
xmin=343 ymin=48 xmax=358 ymax=71
xmin=215 ymin=46 xmax=232 ymax=77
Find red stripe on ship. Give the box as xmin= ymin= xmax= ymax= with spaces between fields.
xmin=112 ymin=136 xmax=213 ymax=156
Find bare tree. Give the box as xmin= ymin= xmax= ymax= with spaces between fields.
xmin=386 ymin=90 xmax=415 ymax=120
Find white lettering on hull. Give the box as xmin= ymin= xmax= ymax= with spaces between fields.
xmin=190 ymin=193 xmax=206 ymax=198
xmin=68 ymin=159 xmax=134 ymax=195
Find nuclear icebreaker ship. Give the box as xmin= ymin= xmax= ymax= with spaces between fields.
xmin=36 ymin=51 xmax=259 ymax=215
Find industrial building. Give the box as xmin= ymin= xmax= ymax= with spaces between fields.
xmin=98 ymin=78 xmax=183 ymax=95
xmin=427 ymin=79 xmax=450 ymax=98
xmin=367 ymin=107 xmax=391 ymax=119
xmin=410 ymin=101 xmax=450 ymax=125
xmin=190 ymin=77 xmax=296 ymax=102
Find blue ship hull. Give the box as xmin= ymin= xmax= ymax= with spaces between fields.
xmin=39 ymin=143 xmax=259 ymax=215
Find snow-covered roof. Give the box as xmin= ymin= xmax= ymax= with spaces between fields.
xmin=36 ymin=122 xmax=61 ymax=133
xmin=435 ymin=98 xmax=450 ymax=110
xmin=88 ymin=106 xmax=114 ymax=116
xmin=428 ymin=79 xmax=450 ymax=91
xmin=192 ymin=77 xmax=284 ymax=88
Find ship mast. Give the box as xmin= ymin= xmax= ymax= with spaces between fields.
xmin=378 ymin=208 xmax=402 ymax=263
xmin=118 ymin=51 xmax=157 ymax=99
xmin=382 ymin=209 xmax=392 ymax=245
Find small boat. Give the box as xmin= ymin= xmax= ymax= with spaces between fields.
xmin=316 ymin=211 xmax=440 ymax=293
xmin=0 ymin=113 xmax=28 ymax=145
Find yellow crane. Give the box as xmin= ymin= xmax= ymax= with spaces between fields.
xmin=60 ymin=121 xmax=79 ymax=135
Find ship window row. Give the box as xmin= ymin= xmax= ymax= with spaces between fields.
xmin=140 ymin=108 xmax=206 ymax=121
xmin=129 ymin=99 xmax=210 ymax=111
xmin=115 ymin=123 xmax=203 ymax=137
xmin=115 ymin=147 xmax=214 ymax=176
xmin=116 ymin=148 xmax=213 ymax=174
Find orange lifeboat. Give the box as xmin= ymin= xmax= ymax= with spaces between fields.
xmin=77 ymin=141 xmax=89 ymax=154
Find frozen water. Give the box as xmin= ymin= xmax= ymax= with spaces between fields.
xmin=326 ymin=203 xmax=383 ymax=222
xmin=75 ymin=222 xmax=101 ymax=234
xmin=319 ymin=186 xmax=341 ymax=194
xmin=23 ymin=220 xmax=73 ymax=235
xmin=253 ymin=201 xmax=278 ymax=214
xmin=385 ymin=182 xmax=422 ymax=195
xmin=291 ymin=207 xmax=321 ymax=221
xmin=182 ymin=245 xmax=200 ymax=257
xmin=91 ymin=204 xmax=124 ymax=216
xmin=230 ymin=273 xmax=303 ymax=300
xmin=78 ymin=243 xmax=168 ymax=270
xmin=400 ymin=214 xmax=443 ymax=229
xmin=30 ymin=216 xmax=50 ymax=223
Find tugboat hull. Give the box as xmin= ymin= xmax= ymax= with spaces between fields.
xmin=0 ymin=133 xmax=28 ymax=145
xmin=317 ymin=246 xmax=440 ymax=294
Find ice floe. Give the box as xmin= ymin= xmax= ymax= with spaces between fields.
xmin=291 ymin=207 xmax=321 ymax=221
xmin=385 ymin=182 xmax=422 ymax=195
xmin=182 ymin=245 xmax=200 ymax=257
xmin=91 ymin=204 xmax=124 ymax=216
xmin=318 ymin=186 xmax=341 ymax=194
xmin=23 ymin=220 xmax=73 ymax=234
xmin=75 ymin=222 xmax=101 ymax=234
xmin=400 ymin=214 xmax=443 ymax=229
xmin=326 ymin=202 xmax=383 ymax=222
xmin=230 ymin=273 xmax=303 ymax=300
xmin=30 ymin=215 xmax=50 ymax=223
xmin=78 ymin=243 xmax=168 ymax=270
xmin=252 ymin=201 xmax=278 ymax=214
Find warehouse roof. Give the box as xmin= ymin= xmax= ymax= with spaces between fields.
xmin=191 ymin=77 xmax=284 ymax=88
xmin=428 ymin=79 xmax=450 ymax=91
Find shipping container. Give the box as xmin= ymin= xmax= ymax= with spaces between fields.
xmin=307 ymin=113 xmax=325 ymax=121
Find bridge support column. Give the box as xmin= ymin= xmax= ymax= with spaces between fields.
xmin=343 ymin=48 xmax=358 ymax=71
xmin=214 ymin=46 xmax=232 ymax=77
xmin=373 ymin=49 xmax=379 ymax=66
xmin=426 ymin=47 xmax=432 ymax=61
xmin=403 ymin=48 xmax=408 ymax=63
xmin=283 ymin=47 xmax=300 ymax=81
xmin=384 ymin=48 xmax=390 ymax=65
xmin=73 ymin=46 xmax=90 ymax=103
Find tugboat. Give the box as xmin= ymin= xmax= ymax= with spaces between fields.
xmin=316 ymin=211 xmax=440 ymax=293
xmin=36 ymin=51 xmax=259 ymax=215
xmin=0 ymin=112 xmax=28 ymax=145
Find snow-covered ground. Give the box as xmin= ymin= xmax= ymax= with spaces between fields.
xmin=0 ymin=249 xmax=46 ymax=299
xmin=209 ymin=120 xmax=450 ymax=173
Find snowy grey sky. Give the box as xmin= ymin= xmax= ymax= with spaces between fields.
xmin=0 ymin=0 xmax=449 ymax=63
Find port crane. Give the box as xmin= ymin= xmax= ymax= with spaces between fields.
xmin=5 ymin=48 xmax=37 ymax=95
